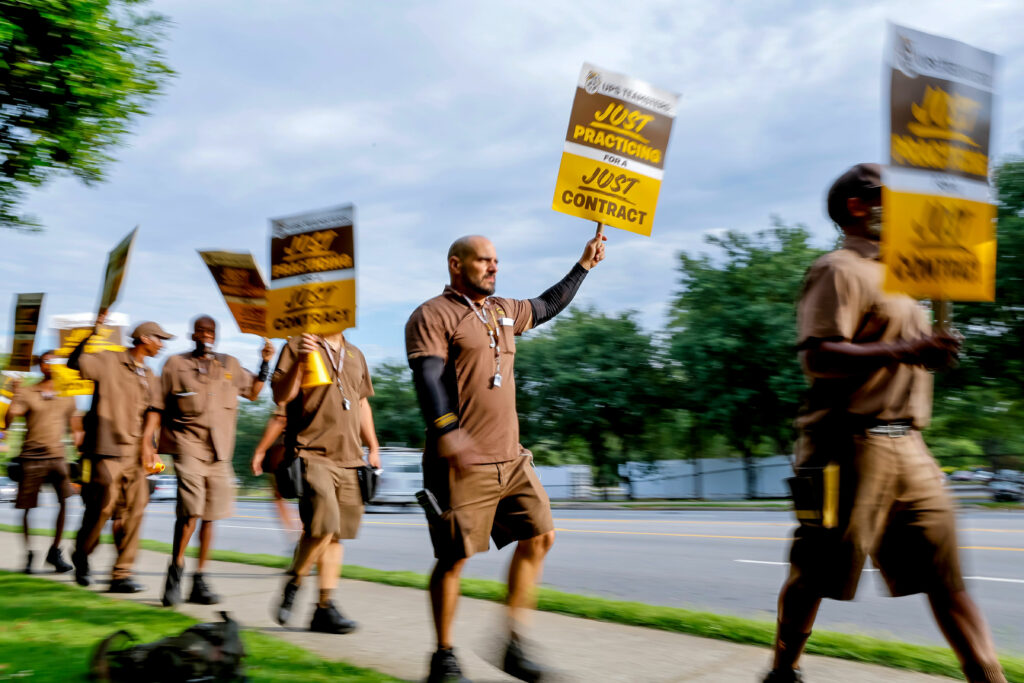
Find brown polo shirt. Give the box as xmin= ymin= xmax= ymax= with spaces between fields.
xmin=159 ymin=352 xmax=256 ymax=462
xmin=405 ymin=286 xmax=533 ymax=464
xmin=8 ymin=385 xmax=75 ymax=460
xmin=78 ymin=349 xmax=163 ymax=458
xmin=796 ymin=235 xmax=932 ymax=433
xmin=272 ymin=336 xmax=373 ymax=468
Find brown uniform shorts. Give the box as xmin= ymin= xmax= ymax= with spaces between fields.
xmin=423 ymin=453 xmax=554 ymax=560
xmin=174 ymin=447 xmax=236 ymax=521
xmin=16 ymin=458 xmax=73 ymax=509
xmin=298 ymin=454 xmax=364 ymax=541
xmin=786 ymin=429 xmax=964 ymax=600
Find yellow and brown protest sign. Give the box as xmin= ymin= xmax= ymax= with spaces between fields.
xmin=198 ymin=250 xmax=268 ymax=336
xmin=98 ymin=227 xmax=138 ymax=312
xmin=882 ymin=24 xmax=997 ymax=301
xmin=552 ymin=63 xmax=678 ymax=236
xmin=50 ymin=315 xmax=128 ymax=396
xmin=8 ymin=293 xmax=44 ymax=372
xmin=266 ymin=204 xmax=356 ymax=338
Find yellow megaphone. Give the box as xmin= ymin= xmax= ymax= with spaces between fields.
xmin=301 ymin=350 xmax=332 ymax=388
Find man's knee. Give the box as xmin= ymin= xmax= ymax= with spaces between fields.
xmin=434 ymin=556 xmax=467 ymax=578
xmin=520 ymin=530 xmax=555 ymax=556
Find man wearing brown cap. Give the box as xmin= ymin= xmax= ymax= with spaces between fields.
xmin=270 ymin=330 xmax=379 ymax=634
xmin=764 ymin=164 xmax=1005 ymax=683
xmin=157 ymin=315 xmax=274 ymax=607
xmin=4 ymin=351 xmax=82 ymax=574
xmin=406 ymin=233 xmax=605 ymax=683
xmin=68 ymin=313 xmax=170 ymax=592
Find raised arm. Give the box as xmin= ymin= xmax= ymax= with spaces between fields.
xmin=243 ymin=338 xmax=275 ymax=401
xmin=528 ymin=234 xmax=606 ymax=327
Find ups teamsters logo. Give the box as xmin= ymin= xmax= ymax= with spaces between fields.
xmin=584 ymin=70 xmax=601 ymax=95
xmin=895 ymin=34 xmax=916 ymax=78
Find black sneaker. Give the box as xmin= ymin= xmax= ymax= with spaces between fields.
xmin=187 ymin=573 xmax=220 ymax=605
xmin=309 ymin=601 xmax=357 ymax=634
xmin=23 ymin=550 xmax=34 ymax=574
xmin=162 ymin=562 xmax=184 ymax=607
xmin=427 ymin=648 xmax=471 ymax=683
xmin=502 ymin=634 xmax=548 ymax=682
xmin=45 ymin=547 xmax=73 ymax=573
xmin=108 ymin=577 xmax=146 ymax=594
xmin=72 ymin=551 xmax=91 ymax=587
xmin=275 ymin=579 xmax=299 ymax=625
xmin=763 ymin=669 xmax=805 ymax=683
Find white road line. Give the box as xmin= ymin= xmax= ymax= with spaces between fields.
xmin=219 ymin=524 xmax=286 ymax=532
xmin=734 ymin=560 xmax=878 ymax=572
xmin=965 ymin=576 xmax=1024 ymax=584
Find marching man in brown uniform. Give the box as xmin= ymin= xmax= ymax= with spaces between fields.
xmin=764 ymin=164 xmax=1005 ymax=683
xmin=68 ymin=314 xmax=170 ymax=592
xmin=4 ymin=351 xmax=82 ymax=574
xmin=158 ymin=315 xmax=274 ymax=606
xmin=406 ymin=233 xmax=605 ymax=683
xmin=270 ymin=330 xmax=379 ymax=634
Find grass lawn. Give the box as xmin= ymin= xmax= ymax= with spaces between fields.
xmin=0 ymin=572 xmax=400 ymax=682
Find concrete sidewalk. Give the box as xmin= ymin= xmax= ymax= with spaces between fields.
xmin=3 ymin=532 xmax=956 ymax=682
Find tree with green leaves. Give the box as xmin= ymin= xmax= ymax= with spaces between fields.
xmin=368 ymin=362 xmax=425 ymax=448
xmin=515 ymin=308 xmax=678 ymax=482
xmin=667 ymin=221 xmax=825 ymax=498
xmin=0 ymin=0 xmax=174 ymax=230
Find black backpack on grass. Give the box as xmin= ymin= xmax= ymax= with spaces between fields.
xmin=89 ymin=611 xmax=247 ymax=682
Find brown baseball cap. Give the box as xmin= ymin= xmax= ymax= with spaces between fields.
xmin=827 ymin=163 xmax=882 ymax=227
xmin=131 ymin=321 xmax=174 ymax=341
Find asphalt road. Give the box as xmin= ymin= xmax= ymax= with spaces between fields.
xmin=4 ymin=497 xmax=1023 ymax=654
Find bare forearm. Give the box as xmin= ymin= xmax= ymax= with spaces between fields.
xmin=359 ymin=398 xmax=379 ymax=453
xmin=255 ymin=414 xmax=286 ymax=454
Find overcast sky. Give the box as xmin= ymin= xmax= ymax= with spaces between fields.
xmin=3 ymin=0 xmax=1023 ymax=371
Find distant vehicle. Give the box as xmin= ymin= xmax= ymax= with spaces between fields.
xmin=972 ymin=470 xmax=994 ymax=483
xmin=372 ymin=448 xmax=423 ymax=506
xmin=990 ymin=480 xmax=1024 ymax=503
xmin=948 ymin=471 xmax=975 ymax=482
xmin=0 ymin=476 xmax=16 ymax=503
xmin=149 ymin=474 xmax=178 ymax=501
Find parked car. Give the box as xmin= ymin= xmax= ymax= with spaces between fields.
xmin=0 ymin=476 xmax=16 ymax=503
xmin=372 ymin=448 xmax=423 ymax=506
xmin=972 ymin=470 xmax=994 ymax=483
xmin=990 ymin=480 xmax=1024 ymax=503
xmin=148 ymin=474 xmax=178 ymax=501
xmin=948 ymin=470 xmax=975 ymax=482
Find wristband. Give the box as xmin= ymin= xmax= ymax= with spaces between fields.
xmin=257 ymin=360 xmax=271 ymax=382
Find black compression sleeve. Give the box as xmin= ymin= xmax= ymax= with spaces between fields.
xmin=528 ymin=263 xmax=589 ymax=327
xmin=409 ymin=356 xmax=459 ymax=435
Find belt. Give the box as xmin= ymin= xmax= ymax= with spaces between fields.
xmin=866 ymin=422 xmax=913 ymax=438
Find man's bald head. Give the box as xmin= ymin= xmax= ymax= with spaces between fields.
xmin=448 ymin=235 xmax=491 ymax=261
xmin=447 ymin=235 xmax=498 ymax=300
xmin=191 ymin=315 xmax=217 ymax=354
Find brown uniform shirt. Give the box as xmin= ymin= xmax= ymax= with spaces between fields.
xmin=271 ymin=336 xmax=373 ymax=468
xmin=78 ymin=349 xmax=163 ymax=458
xmin=9 ymin=385 xmax=75 ymax=460
xmin=405 ymin=286 xmax=533 ymax=464
xmin=159 ymin=352 xmax=256 ymax=462
xmin=796 ymin=236 xmax=932 ymax=434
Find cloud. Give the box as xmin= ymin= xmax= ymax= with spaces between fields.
xmin=3 ymin=1 xmax=1022 ymax=371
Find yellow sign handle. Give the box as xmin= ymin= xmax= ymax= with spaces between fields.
xmin=595 ymin=222 xmax=605 ymax=237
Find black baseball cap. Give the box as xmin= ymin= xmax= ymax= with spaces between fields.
xmin=827 ymin=163 xmax=882 ymax=227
